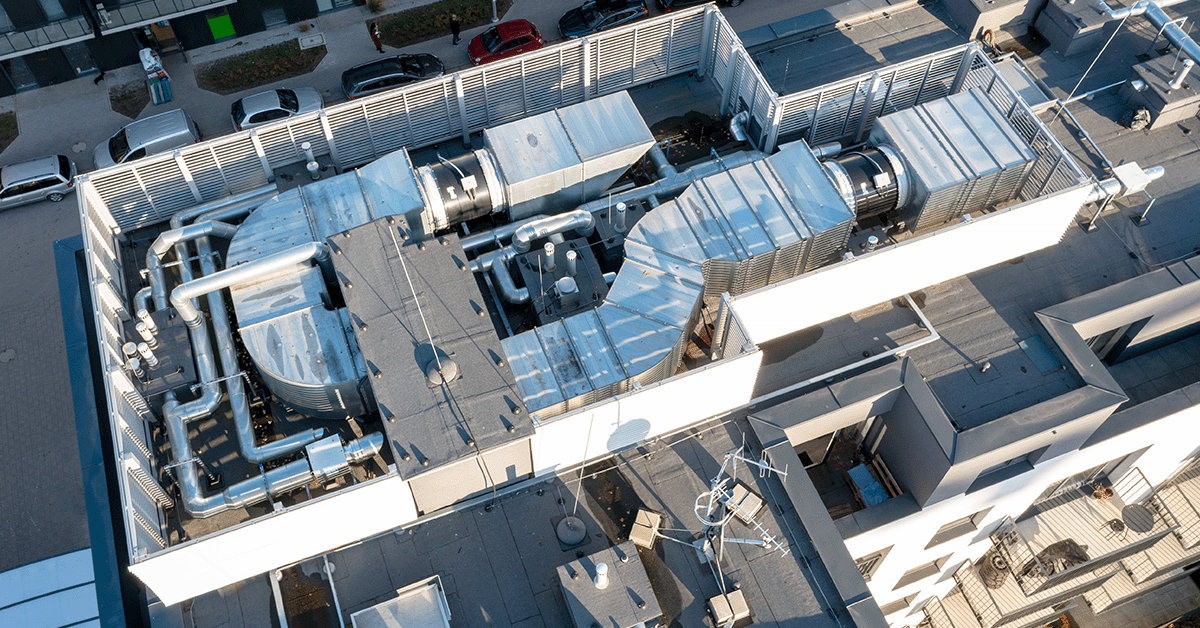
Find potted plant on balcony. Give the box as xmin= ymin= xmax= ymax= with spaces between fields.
xmin=1091 ymin=483 xmax=1114 ymax=499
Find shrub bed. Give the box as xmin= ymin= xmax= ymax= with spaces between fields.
xmin=374 ymin=0 xmax=514 ymax=49
xmin=196 ymin=40 xmax=327 ymax=96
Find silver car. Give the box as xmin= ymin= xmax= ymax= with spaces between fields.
xmin=0 ymin=155 xmax=76 ymax=209
xmin=94 ymin=109 xmax=201 ymax=170
xmin=230 ymin=88 xmax=324 ymax=131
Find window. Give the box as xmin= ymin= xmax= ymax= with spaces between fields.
xmin=855 ymin=546 xmax=893 ymax=582
xmin=893 ymin=555 xmax=951 ymax=590
xmin=878 ymin=594 xmax=917 ymax=616
xmin=926 ymin=508 xmax=993 ymax=549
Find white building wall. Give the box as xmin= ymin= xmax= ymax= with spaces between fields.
xmin=855 ymin=398 xmax=1200 ymax=626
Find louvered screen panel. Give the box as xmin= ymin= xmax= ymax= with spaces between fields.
xmin=596 ymin=30 xmax=637 ymax=94
xmin=459 ymin=71 xmax=490 ymax=129
xmin=777 ymin=94 xmax=819 ymax=141
xmin=93 ymin=169 xmax=153 ymax=229
xmin=361 ymin=92 xmax=414 ymax=155
xmin=710 ymin=22 xmax=736 ymax=91
xmin=210 ymin=139 xmax=268 ymax=194
xmin=484 ymin=63 xmax=527 ymax=124
xmin=255 ymin=126 xmax=299 ymax=166
xmin=811 ymin=83 xmax=858 ymax=142
xmin=404 ymin=81 xmax=454 ymax=145
xmin=524 ymin=53 xmax=567 ymax=113
xmin=134 ymin=157 xmax=195 ymax=223
xmin=559 ymin=46 xmax=586 ymax=103
xmin=667 ymin=12 xmax=704 ymax=73
xmin=326 ymin=106 xmax=374 ymax=166
xmin=180 ymin=147 xmax=229 ymax=201
xmin=633 ymin=22 xmax=671 ymax=83
xmin=288 ymin=117 xmax=329 ymax=159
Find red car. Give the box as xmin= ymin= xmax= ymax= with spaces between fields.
xmin=469 ymin=19 xmax=544 ymax=65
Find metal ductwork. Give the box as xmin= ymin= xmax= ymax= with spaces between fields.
xmin=501 ymin=140 xmax=857 ymax=419
xmin=1093 ymin=0 xmax=1200 ymax=65
xmin=865 ymin=88 xmax=1038 ymax=231
xmin=821 ymin=146 xmax=909 ymax=220
xmin=415 ymin=150 xmax=505 ymax=231
xmin=511 ymin=210 xmax=596 ymax=253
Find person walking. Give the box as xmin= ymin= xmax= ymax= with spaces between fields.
xmin=370 ymin=22 xmax=383 ymax=53
xmin=450 ymin=14 xmax=461 ymax=46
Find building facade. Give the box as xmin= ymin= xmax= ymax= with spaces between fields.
xmin=0 ymin=0 xmax=359 ymax=96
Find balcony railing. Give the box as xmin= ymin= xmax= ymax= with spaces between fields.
xmin=990 ymin=467 xmax=1178 ymax=595
xmin=0 ymin=15 xmax=92 ymax=62
xmin=97 ymin=0 xmax=236 ymax=34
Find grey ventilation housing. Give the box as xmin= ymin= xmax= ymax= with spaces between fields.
xmin=500 ymin=141 xmax=857 ymax=419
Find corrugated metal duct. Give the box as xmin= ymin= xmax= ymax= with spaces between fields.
xmin=501 ymin=142 xmax=856 ymax=421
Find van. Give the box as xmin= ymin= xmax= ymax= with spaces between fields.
xmin=94 ymin=109 xmax=201 ymax=170
xmin=0 ymin=155 xmax=76 ymax=209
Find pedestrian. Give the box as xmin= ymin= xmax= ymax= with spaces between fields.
xmin=370 ymin=22 xmax=383 ymax=53
xmin=450 ymin=14 xmax=461 ymax=46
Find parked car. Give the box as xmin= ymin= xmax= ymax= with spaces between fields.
xmin=559 ymin=0 xmax=648 ymax=39
xmin=94 ymin=109 xmax=201 ymax=170
xmin=0 ymin=155 xmax=76 ymax=209
xmin=230 ymin=88 xmax=324 ymax=131
xmin=657 ymin=0 xmax=743 ymax=10
xmin=341 ymin=54 xmax=444 ymax=100
xmin=469 ymin=19 xmax=544 ymax=65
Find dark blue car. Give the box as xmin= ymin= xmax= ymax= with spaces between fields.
xmin=558 ymin=0 xmax=648 ymax=39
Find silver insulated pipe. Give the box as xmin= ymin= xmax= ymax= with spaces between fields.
xmin=1093 ymin=0 xmax=1200 ymax=65
xmin=195 ymin=236 xmax=324 ymax=464
xmin=171 ymin=242 xmax=333 ymax=329
xmin=147 ymin=221 xmax=239 ymax=309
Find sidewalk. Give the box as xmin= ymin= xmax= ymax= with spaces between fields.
xmin=0 ymin=0 xmax=583 ymax=174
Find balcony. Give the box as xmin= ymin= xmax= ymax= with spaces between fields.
xmin=988 ymin=468 xmax=1179 ymax=595
xmin=0 ymin=15 xmax=92 ymax=61
xmin=96 ymin=0 xmax=237 ymax=35
xmin=952 ymin=554 xmax=1119 ymax=628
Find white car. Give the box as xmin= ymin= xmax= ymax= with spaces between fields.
xmin=230 ymin=88 xmax=324 ymax=132
xmin=0 ymin=155 xmax=76 ymax=209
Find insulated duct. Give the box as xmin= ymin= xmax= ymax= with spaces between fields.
xmin=501 ymin=141 xmax=856 ymax=418
xmin=821 ymin=147 xmax=909 ymax=220
xmin=415 ymin=150 xmax=505 ymax=231
xmin=1093 ymin=0 xmax=1200 ymax=65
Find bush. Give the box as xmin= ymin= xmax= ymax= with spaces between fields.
xmin=196 ymin=39 xmax=327 ymax=96
xmin=374 ymin=0 xmax=514 ymax=49
xmin=108 ymin=81 xmax=150 ymax=119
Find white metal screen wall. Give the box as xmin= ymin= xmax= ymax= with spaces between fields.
xmin=78 ymin=188 xmax=170 ymax=562
xmin=81 ymin=7 xmax=710 ymax=232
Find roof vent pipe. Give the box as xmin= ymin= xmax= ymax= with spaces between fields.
xmin=1170 ymin=58 xmax=1195 ymax=90
xmin=511 ymin=210 xmax=595 ymax=253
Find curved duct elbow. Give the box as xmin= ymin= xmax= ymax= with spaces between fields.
xmin=729 ymin=111 xmax=751 ymax=143
xmin=511 ymin=210 xmax=596 ymax=253
xmin=171 ymin=242 xmax=331 ymax=329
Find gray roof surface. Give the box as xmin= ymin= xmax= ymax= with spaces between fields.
xmin=183 ymin=417 xmax=853 ymax=628
xmin=330 ymin=220 xmax=532 ymax=478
